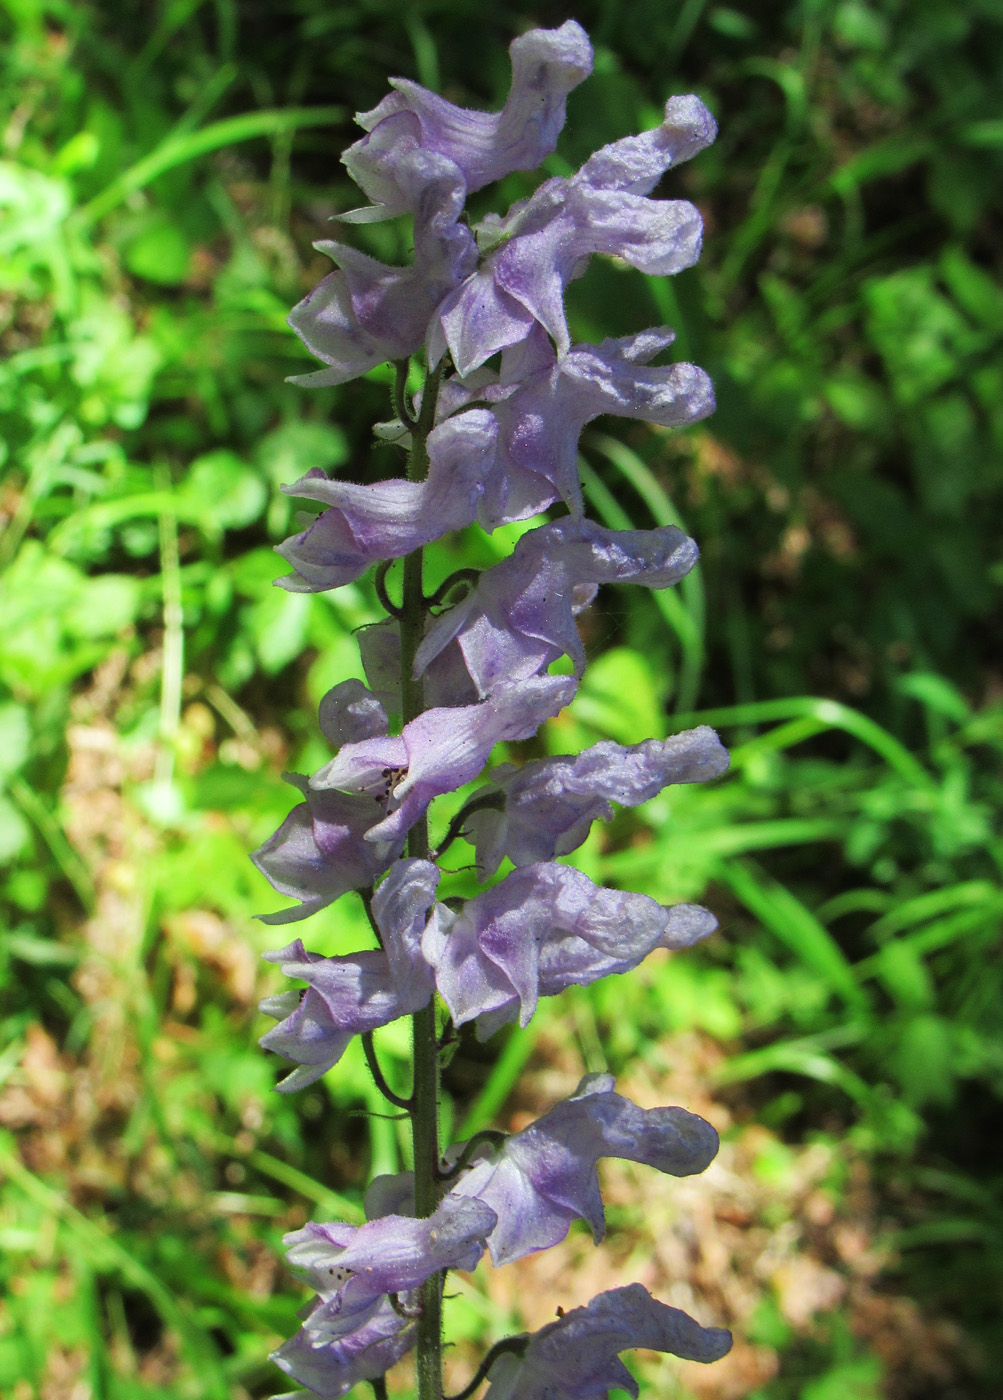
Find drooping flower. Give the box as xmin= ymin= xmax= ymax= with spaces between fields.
xmin=429 ymin=95 xmax=717 ymax=375
xmin=464 ymin=726 xmax=729 ymax=877
xmin=346 ymin=21 xmax=594 ymax=212
xmin=271 ymin=1300 xmax=414 ymax=1400
xmin=413 ymin=516 xmax=698 ymax=698
xmin=286 ymin=1195 xmax=497 ymax=1342
xmin=428 ymin=324 xmax=715 ymax=523
xmin=482 ymin=1284 xmax=732 ymax=1399
xmin=309 ymin=674 xmax=576 ymax=845
xmin=259 ymin=859 xmax=439 ymax=1090
xmin=251 ymin=777 xmax=403 ymax=926
xmin=276 ymin=410 xmax=498 ymax=591
xmin=286 ymin=136 xmax=476 ymax=389
xmin=423 ymin=864 xmax=717 ymax=1036
xmin=448 ymin=1074 xmax=719 ymax=1265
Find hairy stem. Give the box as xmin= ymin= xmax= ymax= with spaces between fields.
xmin=400 ymin=362 xmax=443 ymax=1400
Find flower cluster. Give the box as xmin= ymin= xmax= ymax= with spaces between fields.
xmin=256 ymin=21 xmax=730 ymax=1400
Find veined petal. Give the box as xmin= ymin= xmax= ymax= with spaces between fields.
xmin=285 ymin=1197 xmax=497 ymax=1341
xmin=259 ymin=942 xmax=406 ymax=1091
xmin=425 ymin=864 xmax=716 ymax=1033
xmin=276 ymin=411 xmax=498 ymax=591
xmin=272 ymin=1301 xmax=414 ymax=1400
xmin=414 ymin=518 xmax=698 ymax=698
xmin=451 ymin=1074 xmax=720 ymax=1264
xmin=251 ymin=783 xmax=401 ymax=925
xmin=483 ymin=1284 xmax=731 ymax=1400
xmin=467 ymin=727 xmax=729 ymax=875
xmin=355 ymin=22 xmax=592 ymax=194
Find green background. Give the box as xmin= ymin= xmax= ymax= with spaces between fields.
xmin=1 ymin=1 xmax=1001 ymax=1397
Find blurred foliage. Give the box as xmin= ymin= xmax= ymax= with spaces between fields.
xmin=0 ymin=0 xmax=1001 ymax=1397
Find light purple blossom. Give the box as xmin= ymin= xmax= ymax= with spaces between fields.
xmin=251 ymin=776 xmax=402 ymax=926
xmin=423 ymin=865 xmax=716 ymax=1036
xmin=448 ymin=1074 xmax=719 ymax=1265
xmin=483 ymin=1284 xmax=732 ymax=1399
xmin=309 ymin=675 xmax=576 ymax=845
xmin=259 ymin=859 xmax=439 ymax=1090
xmin=466 ymin=727 xmax=729 ymax=876
xmin=347 ymin=22 xmax=593 ymax=210
xmin=429 ymin=95 xmax=716 ymax=374
xmin=414 ymin=517 xmax=698 ymax=698
xmin=286 ymin=1195 xmax=497 ymax=1341
xmin=271 ymin=1300 xmax=414 ymax=1400
xmin=276 ymin=410 xmax=497 ymax=591
xmin=286 ymin=138 xmax=476 ymax=388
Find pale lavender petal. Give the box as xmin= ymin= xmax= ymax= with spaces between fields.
xmin=284 ymin=1196 xmax=497 ymax=1340
xmin=431 ymin=266 xmax=535 ymax=375
xmin=467 ymin=727 xmax=730 ymax=875
xmin=251 ymin=780 xmax=401 ymax=925
xmin=451 ymin=1075 xmax=719 ymax=1264
xmin=424 ymin=864 xmax=715 ymax=1032
xmin=483 ymin=1284 xmax=731 ymax=1400
xmin=317 ymin=679 xmax=389 ymax=749
xmin=276 ymin=411 xmax=498 ymax=591
xmin=272 ymin=1301 xmax=414 ymax=1400
xmin=414 ymin=518 xmax=698 ymax=698
xmin=286 ymin=270 xmax=391 ymax=387
xmin=371 ymin=857 xmax=439 ymax=1005
xmin=368 ymin=675 xmax=577 ymax=845
xmin=580 ymin=94 xmax=718 ymax=192
xmin=356 ymin=22 xmax=592 ymax=195
xmin=259 ymin=937 xmax=418 ymax=1091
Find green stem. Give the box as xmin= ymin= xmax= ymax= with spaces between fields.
xmin=399 ymin=358 xmax=444 ymax=1400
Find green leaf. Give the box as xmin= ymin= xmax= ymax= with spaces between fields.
xmin=0 ymin=704 xmax=31 ymax=779
xmin=181 ymin=451 xmax=267 ymax=532
xmin=124 ymin=217 xmax=191 ymax=285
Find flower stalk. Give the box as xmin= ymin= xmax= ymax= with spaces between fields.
xmin=253 ymin=22 xmax=734 ymax=1400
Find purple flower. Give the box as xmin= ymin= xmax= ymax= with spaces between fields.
xmin=309 ymin=675 xmax=576 ymax=846
xmin=423 ymin=865 xmax=716 ymax=1036
xmin=285 ymin=1195 xmax=497 ymax=1340
xmin=251 ymin=778 xmax=403 ymax=926
xmin=357 ymin=616 xmax=481 ymax=715
xmin=414 ymin=517 xmax=698 ymax=698
xmin=426 ymin=324 xmax=714 ymax=524
xmin=271 ymin=1300 xmax=414 ymax=1400
xmin=276 ymin=410 xmax=497 ymax=591
xmin=251 ymin=682 xmax=406 ymax=923
xmin=429 ymin=95 xmax=716 ymax=374
xmin=347 ymin=22 xmax=593 ymax=209
xmin=465 ymin=727 xmax=729 ymax=877
xmin=286 ymin=139 xmax=476 ymax=388
xmin=259 ymin=859 xmax=439 ymax=1090
xmin=449 ymin=1074 xmax=720 ymax=1264
xmin=483 ymin=1284 xmax=732 ymax=1399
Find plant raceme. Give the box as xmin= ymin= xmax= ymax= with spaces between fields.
xmin=255 ymin=21 xmax=732 ymax=1400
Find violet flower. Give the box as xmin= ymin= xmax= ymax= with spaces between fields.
xmin=423 ymin=864 xmax=717 ymax=1036
xmin=271 ymin=1301 xmax=414 ymax=1400
xmin=413 ymin=516 xmax=698 ymax=698
xmin=483 ymin=1284 xmax=732 ymax=1399
xmin=276 ymin=410 xmax=498 ymax=590
xmin=429 ymin=95 xmax=716 ymax=374
xmin=284 ymin=1195 xmax=497 ymax=1340
xmin=259 ymin=859 xmax=439 ymax=1090
xmin=309 ymin=674 xmax=576 ymax=845
xmin=447 ymin=1074 xmax=719 ymax=1264
xmin=465 ymin=726 xmax=730 ymax=876
xmin=347 ymin=22 xmax=594 ymax=208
